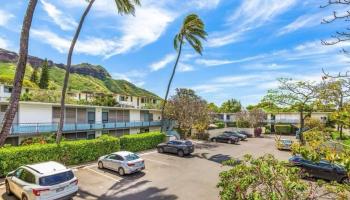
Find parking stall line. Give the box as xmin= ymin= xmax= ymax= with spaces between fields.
xmin=144 ymin=158 xmax=171 ymax=166
xmin=85 ymin=167 xmax=121 ymax=182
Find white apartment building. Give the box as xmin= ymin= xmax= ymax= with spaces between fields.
xmin=0 ymin=84 xmax=162 ymax=145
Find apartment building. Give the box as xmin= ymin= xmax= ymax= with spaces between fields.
xmin=0 ymin=84 xmax=162 ymax=145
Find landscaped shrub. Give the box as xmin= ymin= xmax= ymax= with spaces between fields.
xmin=264 ymin=125 xmax=271 ymax=134
xmin=275 ymin=124 xmax=292 ymax=135
xmin=120 ymin=132 xmax=165 ymax=152
xmin=214 ymin=121 xmax=225 ymax=128
xmin=226 ymin=122 xmax=236 ymax=127
xmin=236 ymin=120 xmax=250 ymax=128
xmin=0 ymin=135 xmax=120 ymax=176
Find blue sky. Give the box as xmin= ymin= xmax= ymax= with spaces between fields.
xmin=0 ymin=0 xmax=349 ymax=106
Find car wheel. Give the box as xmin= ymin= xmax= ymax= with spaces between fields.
xmin=212 ymin=138 xmax=217 ymax=142
xmin=341 ymin=177 xmax=350 ymax=184
xmin=158 ymin=147 xmax=164 ymax=153
xmin=5 ymin=181 xmax=12 ymax=195
xmin=227 ymin=140 xmax=232 ymax=144
xmin=22 ymin=194 xmax=28 ymax=200
xmin=98 ymin=161 xmax=104 ymax=169
xmin=118 ymin=167 xmax=125 ymax=176
xmin=177 ymin=150 xmax=184 ymax=157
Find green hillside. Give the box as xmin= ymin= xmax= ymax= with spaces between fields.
xmin=0 ymin=62 xmax=160 ymax=99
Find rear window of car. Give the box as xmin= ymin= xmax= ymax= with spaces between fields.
xmin=125 ymin=153 xmax=140 ymax=161
xmin=39 ymin=171 xmax=74 ymax=186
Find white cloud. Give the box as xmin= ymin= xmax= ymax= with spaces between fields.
xmin=178 ymin=63 xmax=195 ymax=72
xmin=0 ymin=36 xmax=10 ymax=49
xmin=189 ymin=0 xmax=221 ymax=9
xmin=0 ymin=9 xmax=14 ymax=27
xmin=208 ymin=0 xmax=296 ymax=47
xmin=40 ymin=0 xmax=78 ymax=31
xmin=278 ymin=14 xmax=321 ymax=36
xmin=112 ymin=70 xmax=147 ymax=86
xmin=150 ymin=54 xmax=176 ymax=71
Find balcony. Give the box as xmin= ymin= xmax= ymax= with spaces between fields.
xmin=8 ymin=121 xmax=162 ymax=135
xmin=265 ymin=119 xmax=300 ymax=124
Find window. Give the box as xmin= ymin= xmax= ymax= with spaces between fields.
xmin=125 ymin=153 xmax=140 ymax=161
xmin=153 ymin=99 xmax=157 ymax=104
xmin=39 ymin=171 xmax=74 ymax=186
xmin=19 ymin=169 xmax=36 ymax=184
xmin=131 ymin=96 xmax=133 ymax=102
xmin=109 ymin=154 xmax=123 ymax=161
xmin=4 ymin=86 xmax=12 ymax=93
xmin=141 ymin=98 xmax=145 ymax=103
xmin=0 ymin=105 xmax=7 ymax=112
xmin=102 ymin=112 xmax=108 ymax=123
xmin=120 ymin=96 xmax=126 ymax=101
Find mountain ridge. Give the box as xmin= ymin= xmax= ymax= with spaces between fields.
xmin=0 ymin=48 xmax=160 ymax=99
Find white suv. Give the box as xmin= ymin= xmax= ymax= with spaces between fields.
xmin=5 ymin=161 xmax=78 ymax=200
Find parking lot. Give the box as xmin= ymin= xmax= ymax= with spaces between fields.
xmin=0 ymin=135 xmax=292 ymax=200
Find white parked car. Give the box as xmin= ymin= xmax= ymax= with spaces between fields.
xmin=5 ymin=161 xmax=78 ymax=200
xmin=98 ymin=151 xmax=145 ymax=175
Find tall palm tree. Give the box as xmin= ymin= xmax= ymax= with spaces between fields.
xmin=161 ymin=14 xmax=207 ymax=132
xmin=56 ymin=0 xmax=141 ymax=144
xmin=0 ymin=0 xmax=38 ymax=146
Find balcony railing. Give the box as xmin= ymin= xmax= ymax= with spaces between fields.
xmin=8 ymin=121 xmax=162 ymax=135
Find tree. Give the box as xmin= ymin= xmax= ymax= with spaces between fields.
xmin=235 ymin=108 xmax=266 ymax=128
xmin=0 ymin=0 xmax=38 ymax=146
xmin=218 ymin=154 xmax=350 ymax=200
xmin=207 ymin=102 xmax=220 ymax=113
xmin=220 ymin=99 xmax=242 ymax=113
xmin=319 ymin=79 xmax=350 ymax=139
xmin=161 ymin=14 xmax=207 ymax=131
xmin=39 ymin=59 xmax=49 ymax=89
xmin=30 ymin=68 xmax=39 ymax=84
xmin=164 ymin=88 xmax=209 ymax=138
xmin=263 ymin=78 xmax=319 ymax=143
xmin=56 ymin=0 xmax=141 ymax=144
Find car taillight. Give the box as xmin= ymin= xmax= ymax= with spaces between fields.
xmin=127 ymin=163 xmax=135 ymax=166
xmin=32 ymin=188 xmax=50 ymax=196
xmin=70 ymin=179 xmax=78 ymax=185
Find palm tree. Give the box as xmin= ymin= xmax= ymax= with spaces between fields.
xmin=0 ymin=0 xmax=38 ymax=146
xmin=160 ymin=14 xmax=207 ymax=132
xmin=56 ymin=0 xmax=141 ymax=144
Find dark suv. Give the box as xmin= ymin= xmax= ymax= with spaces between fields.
xmin=289 ymin=156 xmax=349 ymax=183
xmin=157 ymin=140 xmax=194 ymax=157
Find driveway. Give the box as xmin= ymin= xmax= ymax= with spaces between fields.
xmin=0 ymin=135 xmax=292 ymax=200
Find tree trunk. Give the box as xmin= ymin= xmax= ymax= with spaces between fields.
xmin=339 ymin=94 xmax=344 ymax=140
xmin=160 ymin=37 xmax=184 ymax=132
xmin=56 ymin=0 xmax=95 ymax=144
xmin=0 ymin=0 xmax=38 ymax=146
xmin=299 ymin=111 xmax=305 ymax=144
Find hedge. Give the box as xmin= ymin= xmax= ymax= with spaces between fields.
xmin=120 ymin=132 xmax=165 ymax=152
xmin=264 ymin=125 xmax=271 ymax=134
xmin=275 ymin=124 xmax=292 ymax=135
xmin=0 ymin=135 xmax=120 ymax=176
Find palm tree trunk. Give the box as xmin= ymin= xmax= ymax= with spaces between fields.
xmin=56 ymin=0 xmax=95 ymax=144
xmin=0 ymin=0 xmax=38 ymax=146
xmin=160 ymin=37 xmax=184 ymax=132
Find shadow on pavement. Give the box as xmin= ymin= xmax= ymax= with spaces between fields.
xmin=97 ymin=168 xmax=146 ymax=180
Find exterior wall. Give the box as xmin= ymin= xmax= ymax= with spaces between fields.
xmin=130 ymin=110 xmax=141 ymax=121
xmin=150 ymin=110 xmax=161 ymax=121
xmin=149 ymin=126 xmax=161 ymax=132
xmin=130 ymin=128 xmax=140 ymax=134
xmin=95 ymin=107 xmax=102 ymax=122
xmin=311 ymin=113 xmax=328 ymax=121
xmin=18 ymin=103 xmax=52 ymax=123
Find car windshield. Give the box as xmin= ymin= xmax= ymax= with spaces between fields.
xmin=184 ymin=141 xmax=192 ymax=145
xmin=125 ymin=153 xmax=140 ymax=161
xmin=39 ymin=171 xmax=74 ymax=186
xmin=281 ymin=140 xmax=292 ymax=144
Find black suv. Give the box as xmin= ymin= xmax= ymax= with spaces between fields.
xmin=157 ymin=140 xmax=194 ymax=157
xmin=289 ymin=156 xmax=349 ymax=183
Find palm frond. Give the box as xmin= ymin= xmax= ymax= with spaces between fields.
xmin=114 ymin=0 xmax=141 ymax=16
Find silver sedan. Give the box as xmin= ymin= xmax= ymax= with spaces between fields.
xmin=98 ymin=151 xmax=145 ymax=175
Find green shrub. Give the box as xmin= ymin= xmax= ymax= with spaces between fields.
xmin=226 ymin=122 xmax=236 ymax=127
xmin=120 ymin=132 xmax=165 ymax=152
xmin=214 ymin=121 xmax=225 ymax=129
xmin=264 ymin=125 xmax=271 ymax=134
xmin=275 ymin=124 xmax=292 ymax=135
xmin=236 ymin=120 xmax=250 ymax=128
xmin=0 ymin=135 xmax=120 ymax=176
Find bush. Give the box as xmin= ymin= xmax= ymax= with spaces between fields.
xmin=214 ymin=121 xmax=225 ymax=128
xmin=226 ymin=122 xmax=236 ymax=127
xmin=264 ymin=125 xmax=271 ymax=134
xmin=275 ymin=124 xmax=292 ymax=135
xmin=236 ymin=120 xmax=250 ymax=128
xmin=0 ymin=135 xmax=120 ymax=176
xmin=120 ymin=132 xmax=165 ymax=152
